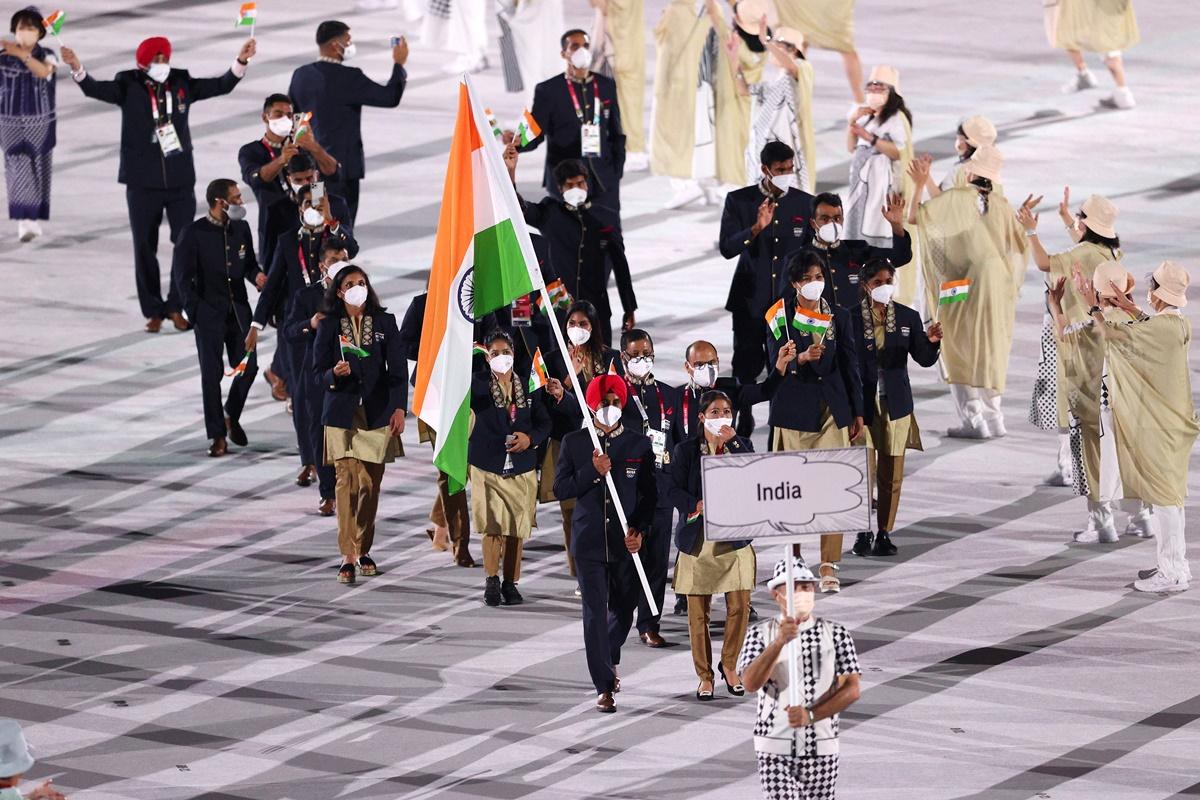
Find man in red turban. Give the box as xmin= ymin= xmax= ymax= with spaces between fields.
xmin=60 ymin=34 xmax=257 ymax=333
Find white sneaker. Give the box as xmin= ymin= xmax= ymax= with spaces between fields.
xmin=947 ymin=421 xmax=991 ymax=439
xmin=624 ymin=151 xmax=649 ymax=172
xmin=1137 ymin=567 xmax=1158 ymax=581
xmin=1062 ymin=68 xmax=1099 ymax=94
xmin=702 ymin=185 xmax=728 ymax=206
xmin=1099 ymin=86 xmax=1135 ymax=110
xmin=987 ymin=417 xmax=1007 ymax=438
xmin=1133 ymin=573 xmax=1189 ymax=593
xmin=1124 ymin=509 xmax=1154 ymax=539
xmin=1073 ymin=523 xmax=1118 ymax=544
xmin=17 ymin=220 xmax=35 ymax=242
xmin=664 ymin=182 xmax=705 ymax=210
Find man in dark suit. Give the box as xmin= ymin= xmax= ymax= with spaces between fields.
xmin=288 ymin=20 xmax=409 ymax=224
xmin=800 ymin=191 xmax=913 ymax=310
xmin=62 ymin=36 xmax=256 ymax=333
xmin=238 ymin=94 xmax=340 ymax=273
xmin=515 ymin=29 xmax=625 ymax=236
xmin=173 ymin=179 xmax=264 ymax=457
xmin=284 ymin=241 xmax=349 ymax=515
xmin=718 ymin=140 xmax=815 ymax=432
xmin=553 ymin=375 xmax=656 ymax=714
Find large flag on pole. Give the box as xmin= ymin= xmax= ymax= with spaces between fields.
xmin=414 ymin=75 xmax=545 ymax=493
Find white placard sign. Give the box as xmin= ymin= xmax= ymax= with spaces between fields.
xmin=699 ymin=447 xmax=872 ymax=542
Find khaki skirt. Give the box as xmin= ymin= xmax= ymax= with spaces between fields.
xmin=865 ymin=396 xmax=923 ymax=456
xmin=773 ymin=407 xmax=851 ymax=451
xmin=470 ymin=466 xmax=538 ymax=539
xmin=324 ymin=408 xmax=403 ymax=464
xmin=537 ymin=438 xmax=562 ymax=503
xmin=675 ymin=541 xmax=757 ymax=596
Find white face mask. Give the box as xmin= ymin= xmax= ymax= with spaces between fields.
xmin=225 ymin=202 xmax=247 ymax=222
xmin=340 ymin=42 xmax=357 ymax=61
xmin=15 ymin=30 xmax=38 ymax=47
xmin=692 ymin=363 xmax=717 ymax=389
xmin=817 ymin=221 xmax=842 ymax=244
xmin=489 ymin=354 xmax=514 ymax=374
xmin=799 ymin=281 xmax=826 ymax=301
xmin=865 ymin=91 xmax=887 ymax=110
xmin=302 ymin=207 xmax=325 ymax=228
xmin=563 ymin=187 xmax=588 ymax=208
xmin=626 ymin=356 xmax=653 ymax=378
xmin=792 ymin=589 xmax=815 ymax=616
xmin=769 ymin=172 xmax=794 ymax=193
xmin=343 ymin=284 xmax=368 ymax=308
xmin=595 ymin=405 xmax=622 ymax=428
xmin=146 ymin=62 xmax=171 ymax=83
xmin=567 ymin=326 xmax=591 ymax=346
xmin=268 ymin=116 xmax=294 ymax=137
xmin=870 ymin=284 xmax=896 ymax=305
xmin=569 ymin=47 xmax=591 ymax=70
xmin=703 ymin=417 xmax=731 ymax=436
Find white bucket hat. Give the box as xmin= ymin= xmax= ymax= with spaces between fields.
xmin=0 ymin=719 xmax=34 ymax=777
xmin=767 ymin=557 xmax=817 ymax=589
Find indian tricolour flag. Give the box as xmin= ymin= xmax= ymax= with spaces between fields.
xmin=528 ymin=348 xmax=549 ymax=393
xmin=42 ymin=9 xmax=65 ymax=35
xmin=792 ymin=307 xmax=831 ymax=336
xmin=765 ymin=298 xmax=787 ymax=340
xmin=939 ymin=279 xmax=971 ymax=305
xmin=414 ymin=75 xmax=545 ymax=493
xmin=515 ymin=109 xmax=541 ymax=147
xmin=235 ymin=2 xmax=256 ymax=27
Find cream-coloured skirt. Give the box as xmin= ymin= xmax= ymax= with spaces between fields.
xmin=324 ymin=408 xmax=403 ymax=464
xmin=470 ymin=466 xmax=538 ymax=539
xmin=674 ymin=541 xmax=756 ymax=596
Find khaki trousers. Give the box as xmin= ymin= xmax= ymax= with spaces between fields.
xmin=335 ymin=458 xmax=385 ymax=558
xmin=687 ymin=590 xmax=750 ymax=682
xmin=775 ymin=414 xmax=849 ymax=565
xmin=430 ymin=469 xmax=470 ymax=545
xmin=482 ymin=534 xmax=524 ymax=582
xmin=872 ymin=452 xmax=905 ymax=533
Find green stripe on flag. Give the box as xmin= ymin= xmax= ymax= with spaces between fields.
xmin=472 ymin=218 xmax=534 ymax=316
xmin=433 ymin=394 xmax=472 ymax=494
xmin=939 ymin=292 xmax=969 ymax=305
xmin=792 ymin=318 xmax=830 ymax=335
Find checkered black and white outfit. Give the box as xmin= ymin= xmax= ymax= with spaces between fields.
xmin=738 ymin=617 xmax=861 ymax=800
xmin=1027 ymin=296 xmax=1060 ymax=431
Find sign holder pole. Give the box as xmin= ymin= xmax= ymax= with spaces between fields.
xmin=783 ymin=545 xmax=800 ymax=708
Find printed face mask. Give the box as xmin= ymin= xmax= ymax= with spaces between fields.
xmin=870 ymin=284 xmax=896 ymax=305
xmin=343 ymin=284 xmax=368 ymax=307
xmin=626 ymin=356 xmax=653 ymax=378
xmin=692 ymin=364 xmax=717 ymax=388
xmin=489 ymin=354 xmax=514 ymax=374
xmin=225 ymin=202 xmax=247 ymax=222
xmin=595 ymin=405 xmax=622 ymax=427
xmin=703 ymin=417 xmax=731 ymax=436
xmin=817 ymin=221 xmax=841 ymax=244
xmin=792 ymin=589 xmax=815 ymax=616
xmin=799 ymin=281 xmax=826 ymax=301
xmin=563 ymin=187 xmax=588 ymax=207
xmin=302 ymin=207 xmax=325 ymax=228
xmin=567 ymin=326 xmax=591 ymax=346
xmin=268 ymin=116 xmax=294 ymax=137
xmin=569 ymin=47 xmax=591 ymax=70
xmin=146 ymin=62 xmax=171 ymax=83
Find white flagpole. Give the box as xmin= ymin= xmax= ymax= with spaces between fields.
xmin=784 ymin=547 xmax=800 ymax=708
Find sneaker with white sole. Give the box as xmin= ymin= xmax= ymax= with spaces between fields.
xmin=1062 ymin=68 xmax=1099 ymax=93
xmin=987 ymin=418 xmax=1008 ymax=438
xmin=947 ymin=421 xmax=991 ymax=439
xmin=1099 ymin=87 xmax=1135 ymax=110
xmin=1137 ymin=567 xmax=1158 ymax=581
xmin=1124 ymin=511 xmax=1154 ymax=539
xmin=1073 ymin=523 xmax=1119 ymax=544
xmin=1133 ymin=573 xmax=1189 ymax=593
xmin=624 ymin=151 xmax=650 ymax=172
xmin=664 ymin=182 xmax=705 ymax=210
xmin=17 ymin=220 xmax=35 ymax=242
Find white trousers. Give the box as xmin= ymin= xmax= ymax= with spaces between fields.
xmin=1150 ymin=506 xmax=1191 ymax=583
xmin=1096 ymin=405 xmax=1121 ymax=502
xmin=949 ymin=384 xmax=1003 ymax=428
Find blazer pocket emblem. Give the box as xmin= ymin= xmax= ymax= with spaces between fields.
xmin=900 ymin=326 xmax=910 ymax=337
xmin=375 ymin=332 xmax=386 ymax=342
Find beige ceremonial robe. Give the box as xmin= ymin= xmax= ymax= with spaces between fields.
xmin=1046 ymin=0 xmax=1139 ymax=53
xmin=1048 ymin=240 xmax=1121 ymax=427
xmin=775 ymin=0 xmax=857 ymax=52
xmin=893 ymin=116 xmax=921 ymax=309
xmin=793 ymin=61 xmax=817 ymax=193
xmin=1104 ymin=313 xmax=1199 ymax=507
xmin=607 ymin=0 xmax=647 ymax=153
xmin=650 ymin=0 xmax=714 ymax=178
xmin=916 ymin=186 xmax=1028 ymax=392
xmin=714 ymin=37 xmax=764 ymax=187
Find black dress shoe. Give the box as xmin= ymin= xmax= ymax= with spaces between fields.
xmin=225 ymin=416 xmax=248 ymax=447
xmin=872 ymin=531 xmax=898 ymax=556
xmin=852 ymin=531 xmax=874 ymax=557
xmin=296 ymin=465 xmax=315 ymax=486
xmin=748 ymin=604 xmax=759 ymax=622
xmin=673 ymin=596 xmax=688 ymax=616
xmin=640 ymin=631 xmax=667 ymax=648
xmin=500 ymin=580 xmax=524 ymax=605
xmin=207 ymin=437 xmax=227 ymax=457
xmin=718 ymin=663 xmax=745 ymax=697
xmin=484 ymin=576 xmax=502 ymax=606
xmin=318 ymin=498 xmax=335 ymax=516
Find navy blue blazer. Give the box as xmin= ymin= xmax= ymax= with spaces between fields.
xmin=621 ymin=378 xmax=678 ymax=508
xmin=553 ymin=426 xmax=657 ymax=562
xmin=669 ymin=434 xmax=754 ymax=555
xmin=765 ymin=300 xmax=860 ymax=431
xmin=668 ymin=372 xmax=783 ymax=450
xmin=76 ymin=67 xmax=241 ymax=189
xmin=288 ymin=61 xmax=406 ymax=180
xmin=283 ymin=283 xmax=327 ymax=388
xmin=313 ymin=311 xmax=408 ymax=429
xmin=468 ymin=375 xmax=552 ymax=475
xmin=851 ymin=301 xmax=940 ymax=423
xmin=719 ymin=184 xmax=815 ymax=318
xmin=518 ymin=73 xmax=625 ymax=197
xmin=793 ymin=234 xmax=914 ymax=311
xmin=253 ymin=219 xmax=357 ymax=326
xmin=173 ymin=216 xmax=261 ymax=327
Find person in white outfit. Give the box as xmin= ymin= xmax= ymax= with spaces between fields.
xmin=843 ymin=65 xmax=910 ymax=248
xmin=739 ymin=558 xmax=861 ymax=800
xmin=421 ymin=0 xmax=489 ymax=74
xmin=0 ymin=719 xmax=64 ymax=800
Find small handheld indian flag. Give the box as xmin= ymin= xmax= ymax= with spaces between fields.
xmin=765 ymin=298 xmax=787 ymax=341
xmin=225 ymin=351 xmax=251 ymax=377
xmin=236 ymin=2 xmax=256 ymax=32
xmin=939 ymin=279 xmax=971 ymax=305
xmin=294 ymin=111 xmax=313 ymax=140
xmin=686 ymin=509 xmax=702 ymax=525
xmin=792 ymin=307 xmax=832 ymax=336
xmin=472 ymin=342 xmax=488 ymax=357
xmin=607 ymin=361 xmax=620 ymax=376
xmin=483 ymin=108 xmax=503 ymax=140
xmin=515 ymin=109 xmax=541 ymax=147
xmin=547 ymin=278 xmax=571 ymax=309
xmin=528 ymin=347 xmax=549 ymax=393
xmin=339 ymin=334 xmax=369 ymax=358
xmin=43 ymin=9 xmax=65 ymax=36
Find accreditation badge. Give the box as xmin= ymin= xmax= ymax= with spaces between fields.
xmin=580 ymin=123 xmax=601 ymax=156
xmin=650 ymin=429 xmax=667 ymax=467
xmin=156 ymin=122 xmax=183 ymax=156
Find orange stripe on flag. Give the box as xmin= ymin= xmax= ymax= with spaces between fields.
xmin=941 ymin=279 xmax=970 ymax=289
xmin=413 ymin=85 xmax=480 ymax=417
